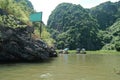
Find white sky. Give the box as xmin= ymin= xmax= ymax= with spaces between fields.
xmin=29 ymin=0 xmax=119 ymax=25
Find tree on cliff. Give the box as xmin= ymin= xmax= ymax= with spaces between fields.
xmin=0 ymin=0 xmax=54 ymax=46
xmin=0 ymin=0 xmax=57 ymax=62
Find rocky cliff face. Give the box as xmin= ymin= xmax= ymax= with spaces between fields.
xmin=0 ymin=26 xmax=57 ymax=62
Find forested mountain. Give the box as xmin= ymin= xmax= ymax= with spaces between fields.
xmin=47 ymin=3 xmax=101 ymax=50
xmin=47 ymin=1 xmax=120 ymax=51
xmin=90 ymin=1 xmax=117 ymax=30
xmin=101 ymin=19 xmax=120 ymax=50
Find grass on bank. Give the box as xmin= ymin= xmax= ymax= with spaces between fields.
xmin=57 ymin=50 xmax=120 ymax=54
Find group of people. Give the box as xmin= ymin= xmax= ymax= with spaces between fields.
xmin=58 ymin=48 xmax=69 ymax=54
xmin=58 ymin=48 xmax=86 ymax=54
xmin=76 ymin=48 xmax=86 ymax=54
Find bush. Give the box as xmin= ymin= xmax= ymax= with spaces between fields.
xmin=115 ymin=42 xmax=120 ymax=51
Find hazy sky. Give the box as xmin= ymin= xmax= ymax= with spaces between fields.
xmin=29 ymin=0 xmax=119 ymax=24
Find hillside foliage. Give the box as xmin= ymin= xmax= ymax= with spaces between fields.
xmin=0 ymin=0 xmax=54 ymax=46
xmin=47 ymin=1 xmax=120 ymax=51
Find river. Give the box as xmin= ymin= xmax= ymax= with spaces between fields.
xmin=0 ymin=54 xmax=120 ymax=80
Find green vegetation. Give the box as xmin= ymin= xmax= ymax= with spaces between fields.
xmin=90 ymin=1 xmax=117 ymax=30
xmin=66 ymin=50 xmax=120 ymax=54
xmin=47 ymin=1 xmax=120 ymax=51
xmin=0 ymin=0 xmax=120 ymax=51
xmin=33 ymin=24 xmax=55 ymax=46
xmin=0 ymin=0 xmax=33 ymax=23
xmin=101 ymin=19 xmax=120 ymax=51
xmin=47 ymin=3 xmax=101 ymax=50
xmin=115 ymin=42 xmax=120 ymax=51
xmin=87 ymin=50 xmax=120 ymax=54
xmin=0 ymin=0 xmax=54 ymax=46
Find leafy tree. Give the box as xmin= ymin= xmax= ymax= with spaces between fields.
xmin=115 ymin=42 xmax=120 ymax=51
xmin=0 ymin=0 xmax=34 ymax=24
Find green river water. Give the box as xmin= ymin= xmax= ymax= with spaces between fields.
xmin=0 ymin=54 xmax=120 ymax=80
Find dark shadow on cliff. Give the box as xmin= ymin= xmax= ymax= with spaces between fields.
xmin=0 ymin=25 xmax=57 ymax=63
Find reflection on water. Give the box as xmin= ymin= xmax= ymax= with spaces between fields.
xmin=0 ymin=54 xmax=120 ymax=80
xmin=63 ymin=54 xmax=68 ymax=63
xmin=76 ymin=54 xmax=86 ymax=62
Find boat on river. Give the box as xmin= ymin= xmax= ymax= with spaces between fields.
xmin=76 ymin=48 xmax=86 ymax=54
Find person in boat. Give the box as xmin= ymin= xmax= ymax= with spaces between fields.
xmin=76 ymin=48 xmax=80 ymax=54
xmin=63 ymin=48 xmax=69 ymax=54
xmin=80 ymin=48 xmax=86 ymax=54
xmin=58 ymin=49 xmax=63 ymax=54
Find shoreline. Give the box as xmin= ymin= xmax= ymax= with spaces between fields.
xmin=57 ymin=50 xmax=120 ymax=54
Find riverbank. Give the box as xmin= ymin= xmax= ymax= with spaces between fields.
xmin=86 ymin=50 xmax=120 ymax=54
xmin=57 ymin=50 xmax=120 ymax=54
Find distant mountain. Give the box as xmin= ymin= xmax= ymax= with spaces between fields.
xmin=91 ymin=1 xmax=120 ymax=51
xmin=47 ymin=1 xmax=120 ymax=50
xmin=90 ymin=1 xmax=118 ymax=30
xmin=47 ymin=3 xmax=101 ymax=50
